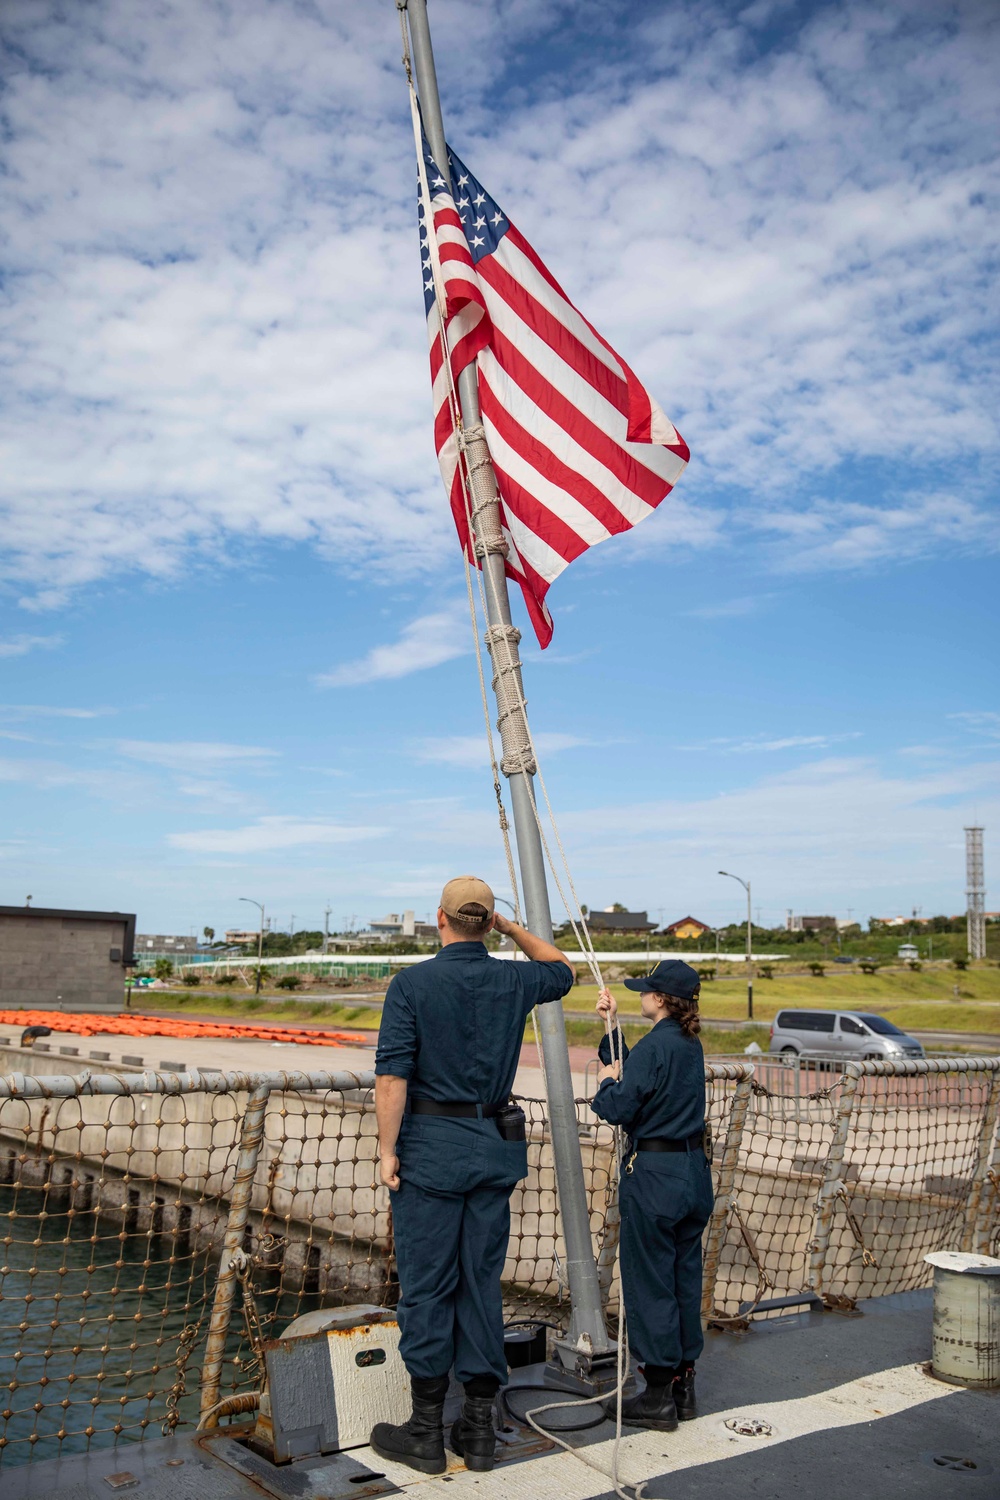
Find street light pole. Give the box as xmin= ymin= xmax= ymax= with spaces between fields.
xmin=239 ymin=898 xmax=265 ymax=995
xmin=719 ymin=871 xmax=753 ymax=1020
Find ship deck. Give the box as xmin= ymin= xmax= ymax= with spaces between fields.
xmin=5 ymin=1289 xmax=995 ymax=1500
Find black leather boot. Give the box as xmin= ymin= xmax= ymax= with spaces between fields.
xmin=450 ymin=1393 xmax=497 ymax=1471
xmin=672 ymin=1364 xmax=697 ymax=1421
xmin=608 ymin=1375 xmax=679 ymax=1432
xmin=370 ymin=1376 xmax=448 ymax=1475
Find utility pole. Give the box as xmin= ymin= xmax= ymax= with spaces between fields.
xmin=402 ymin=0 xmax=611 ymax=1369
xmin=720 ymin=870 xmax=753 ymax=1020
xmin=323 ymin=904 xmax=332 ymax=955
xmin=240 ymin=898 xmax=265 ymax=995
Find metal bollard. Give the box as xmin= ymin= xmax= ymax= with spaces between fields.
xmin=924 ymin=1251 xmax=1000 ymax=1388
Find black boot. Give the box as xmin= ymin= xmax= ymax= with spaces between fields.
xmin=672 ymin=1364 xmax=697 ymax=1421
xmin=608 ymin=1369 xmax=678 ymax=1432
xmin=370 ymin=1375 xmax=448 ymax=1475
xmin=450 ymin=1389 xmax=498 ymax=1472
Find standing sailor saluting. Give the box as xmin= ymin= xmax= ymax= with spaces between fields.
xmin=369 ymin=877 xmax=575 ymax=1475
xmin=591 ymin=959 xmax=713 ymax=1431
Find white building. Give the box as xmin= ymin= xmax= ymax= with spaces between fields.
xmin=369 ymin=910 xmax=416 ymax=938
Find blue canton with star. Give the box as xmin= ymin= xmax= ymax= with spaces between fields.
xmin=418 ymin=135 xmax=508 ymax=315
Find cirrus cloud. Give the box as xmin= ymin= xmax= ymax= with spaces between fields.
xmin=167 ymin=816 xmax=388 ymax=854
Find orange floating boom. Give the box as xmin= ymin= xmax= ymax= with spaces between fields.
xmin=0 ymin=1010 xmax=368 ymax=1048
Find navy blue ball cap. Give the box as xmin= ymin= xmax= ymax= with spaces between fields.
xmin=623 ymin=959 xmax=700 ymax=1001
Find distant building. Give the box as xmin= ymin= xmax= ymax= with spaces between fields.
xmin=787 ymin=915 xmax=838 ymax=932
xmin=136 ymin=933 xmax=200 ymax=955
xmin=367 ymin=912 xmax=438 ymax=943
xmin=0 ymin=905 xmax=135 ymax=1009
xmin=369 ymin=911 xmax=416 ymax=938
xmin=586 ymin=909 xmax=657 ymax=935
xmin=898 ymin=943 xmax=919 ymax=961
xmin=870 ymin=916 xmax=913 ymax=929
xmin=225 ymin=929 xmax=261 ymax=946
xmin=663 ymin=916 xmax=710 ymax=940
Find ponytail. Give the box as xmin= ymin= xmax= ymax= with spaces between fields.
xmin=662 ymin=992 xmax=701 ymax=1038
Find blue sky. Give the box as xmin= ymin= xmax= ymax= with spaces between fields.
xmin=0 ymin=0 xmax=997 ymax=936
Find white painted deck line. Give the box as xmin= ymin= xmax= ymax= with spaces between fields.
xmin=358 ymin=1361 xmax=959 ymax=1498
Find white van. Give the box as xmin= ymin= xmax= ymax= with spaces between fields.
xmin=768 ymin=1009 xmax=924 ymax=1060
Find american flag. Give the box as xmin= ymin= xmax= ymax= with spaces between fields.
xmin=418 ymin=136 xmax=689 ymax=648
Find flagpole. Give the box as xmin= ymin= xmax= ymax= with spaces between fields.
xmin=401 ymin=0 xmax=612 ymax=1368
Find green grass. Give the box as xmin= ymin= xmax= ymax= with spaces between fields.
xmin=134 ymin=991 xmax=384 ymax=1029
xmin=135 ymin=964 xmax=1000 ymax=1041
xmin=581 ymin=964 xmax=1000 ymax=1037
xmin=561 ymin=1019 xmax=769 ymax=1054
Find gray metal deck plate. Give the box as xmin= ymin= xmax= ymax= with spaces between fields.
xmin=3 ymin=1291 xmax=996 ymax=1500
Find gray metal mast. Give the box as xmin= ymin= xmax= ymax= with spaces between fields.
xmin=965 ymin=825 xmax=986 ymax=960
xmin=401 ymin=0 xmax=611 ymax=1363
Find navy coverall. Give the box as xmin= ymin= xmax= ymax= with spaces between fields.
xmin=591 ymin=1019 xmax=714 ymax=1369
xmin=375 ymin=942 xmax=573 ymax=1384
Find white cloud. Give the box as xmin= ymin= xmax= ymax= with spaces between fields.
xmin=116 ymin=740 xmax=279 ymax=770
xmin=679 ymin=732 xmax=860 ymax=755
xmin=552 ymin=754 xmax=1000 ymax=919
xmin=684 ymin=595 xmax=767 ymax=620
xmin=724 ymin=733 xmax=861 ymax=754
xmin=316 ymin=608 xmax=470 ymax=687
xmin=0 ymin=634 xmax=63 ymax=658
xmin=949 ymin=712 xmax=1000 ymax=743
xmin=412 ymin=731 xmax=590 ymax=769
xmin=167 ymin=816 xmax=388 ymax=854
xmin=0 ymin=704 xmax=114 ymax=719
xmin=0 ymin=0 xmax=995 ymax=615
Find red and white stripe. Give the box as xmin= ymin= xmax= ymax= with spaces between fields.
xmin=426 ymin=178 xmax=688 ymax=649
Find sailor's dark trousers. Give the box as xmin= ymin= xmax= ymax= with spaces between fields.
xmin=392 ymin=1115 xmax=527 ymax=1384
xmin=618 ymin=1147 xmax=714 ymax=1368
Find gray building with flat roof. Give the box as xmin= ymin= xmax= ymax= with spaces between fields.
xmin=0 ymin=906 xmax=136 ymax=1010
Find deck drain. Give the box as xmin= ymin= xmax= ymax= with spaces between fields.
xmin=725 ymin=1417 xmax=774 ymax=1438
xmin=930 ymin=1455 xmax=979 ymax=1472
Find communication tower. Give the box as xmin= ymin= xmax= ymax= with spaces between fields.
xmin=964 ymin=825 xmax=986 ymax=960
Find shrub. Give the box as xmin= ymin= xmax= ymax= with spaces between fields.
xmin=696 ymin=967 xmax=715 ymax=982
xmin=758 ymin=964 xmax=774 ymax=980
xmin=860 ymin=961 xmax=880 ymax=975
xmin=153 ymin=957 xmax=174 ymax=980
xmin=808 ymin=962 xmax=825 ymax=977
xmin=952 ymin=956 xmax=969 ymax=971
xmin=907 ymin=960 xmax=922 ymax=972
xmin=216 ymin=973 xmax=238 ymax=986
xmin=275 ymin=974 xmax=302 ymax=990
xmin=181 ymin=972 xmax=201 ymax=987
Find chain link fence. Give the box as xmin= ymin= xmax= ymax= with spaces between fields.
xmin=0 ymin=1056 xmax=996 ymax=1468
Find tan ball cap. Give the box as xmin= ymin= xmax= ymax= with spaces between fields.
xmin=440 ymin=876 xmax=495 ymax=919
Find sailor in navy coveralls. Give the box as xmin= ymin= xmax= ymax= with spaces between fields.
xmin=591 ymin=959 xmax=713 ymax=1430
xmin=369 ymin=876 xmax=574 ymax=1475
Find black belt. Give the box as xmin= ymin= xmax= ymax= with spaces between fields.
xmin=409 ymin=1098 xmax=502 ymax=1120
xmin=635 ymin=1133 xmax=704 ymax=1153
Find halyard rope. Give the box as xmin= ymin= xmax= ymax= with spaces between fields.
xmin=400 ymin=10 xmax=642 ymax=1494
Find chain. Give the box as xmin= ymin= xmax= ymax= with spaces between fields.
xmin=231 ymin=1235 xmax=278 ymax=1388
xmin=161 ymin=1321 xmax=203 ymax=1436
xmin=836 ymin=1183 xmax=878 ymax=1268
xmin=707 ymin=1197 xmax=774 ymax=1325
